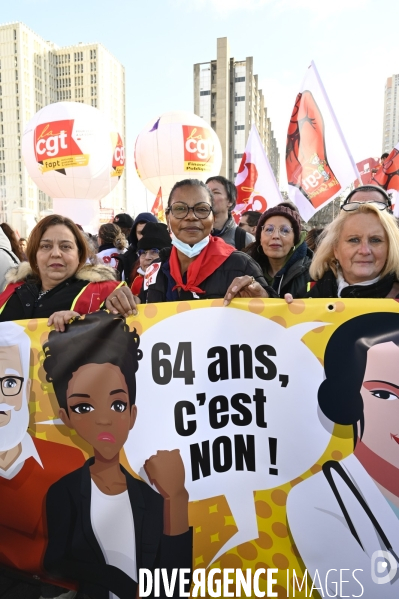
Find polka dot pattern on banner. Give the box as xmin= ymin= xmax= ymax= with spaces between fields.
xmin=20 ymin=296 xmax=390 ymax=596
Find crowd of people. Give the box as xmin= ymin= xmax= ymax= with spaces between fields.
xmin=0 ymin=178 xmax=397 ymax=334
xmin=0 ymin=176 xmax=397 ymax=599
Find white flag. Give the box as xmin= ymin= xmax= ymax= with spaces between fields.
xmin=233 ymin=125 xmax=282 ymax=220
xmin=286 ymin=61 xmax=361 ymax=222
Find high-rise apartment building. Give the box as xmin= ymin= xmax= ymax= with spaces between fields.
xmin=382 ymin=75 xmax=399 ymax=155
xmin=0 ymin=22 xmax=125 ymax=234
xmin=193 ymin=37 xmax=280 ymax=184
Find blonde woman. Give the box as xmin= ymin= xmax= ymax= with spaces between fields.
xmin=305 ymin=202 xmax=399 ymax=298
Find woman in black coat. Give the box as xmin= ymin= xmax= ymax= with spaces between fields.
xmin=244 ymin=203 xmax=312 ymax=298
xmin=108 ymin=179 xmax=277 ymax=315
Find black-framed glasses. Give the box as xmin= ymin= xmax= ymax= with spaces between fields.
xmin=166 ymin=202 xmax=213 ymax=219
xmin=262 ymin=224 xmax=293 ymax=237
xmin=0 ymin=376 xmax=24 ymax=396
xmin=341 ymin=201 xmax=388 ymax=212
xmin=137 ymin=248 xmax=160 ymax=257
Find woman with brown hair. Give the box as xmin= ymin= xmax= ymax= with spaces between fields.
xmin=0 ymin=215 xmax=125 ymax=330
xmin=96 ymin=223 xmax=127 ymax=276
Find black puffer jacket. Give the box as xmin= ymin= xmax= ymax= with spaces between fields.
xmin=247 ymin=240 xmax=312 ymax=298
xmin=269 ymin=243 xmax=312 ymax=298
xmin=307 ymin=270 xmax=399 ymax=299
xmin=141 ymin=248 xmax=277 ymax=303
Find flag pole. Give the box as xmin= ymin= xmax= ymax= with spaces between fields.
xmin=311 ymin=61 xmax=362 ymax=186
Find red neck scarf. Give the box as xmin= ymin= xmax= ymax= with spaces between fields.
xmin=354 ymin=439 xmax=399 ymax=498
xmin=169 ymin=236 xmax=235 ymax=295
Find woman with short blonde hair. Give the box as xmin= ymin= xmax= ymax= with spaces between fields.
xmin=307 ymin=202 xmax=399 ymax=298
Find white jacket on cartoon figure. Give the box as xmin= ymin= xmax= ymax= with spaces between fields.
xmin=287 ymin=453 xmax=399 ymax=599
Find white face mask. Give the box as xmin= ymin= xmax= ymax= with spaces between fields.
xmin=171 ymin=233 xmax=210 ymax=259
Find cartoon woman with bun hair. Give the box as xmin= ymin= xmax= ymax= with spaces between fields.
xmin=42 ymin=311 xmax=192 ymax=599
xmin=288 ymin=312 xmax=399 ymax=597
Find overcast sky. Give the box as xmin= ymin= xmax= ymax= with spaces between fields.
xmin=2 ymin=0 xmax=399 ymax=214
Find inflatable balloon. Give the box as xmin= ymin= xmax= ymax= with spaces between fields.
xmin=22 ymin=102 xmax=124 ymax=230
xmin=134 ymin=111 xmax=222 ymax=201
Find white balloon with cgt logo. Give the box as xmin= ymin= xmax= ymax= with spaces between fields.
xmin=22 ymin=102 xmax=124 ymax=231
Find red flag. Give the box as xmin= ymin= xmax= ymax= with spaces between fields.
xmin=151 ymin=188 xmax=166 ymax=223
xmin=233 ymin=126 xmax=282 ymax=223
xmin=371 ymin=143 xmax=399 ymax=215
xmin=354 ymin=157 xmax=381 ymax=187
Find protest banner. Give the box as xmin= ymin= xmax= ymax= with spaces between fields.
xmin=0 ymin=299 xmax=398 ymax=598
xmin=286 ymin=62 xmax=361 ymax=222
xmin=233 ymin=125 xmax=282 ymax=221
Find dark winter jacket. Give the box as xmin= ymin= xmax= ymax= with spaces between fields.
xmin=307 ymin=270 xmax=399 ymax=299
xmin=0 ymin=262 xmax=119 ymax=321
xmin=140 ymin=248 xmax=277 ymax=303
xmin=250 ymin=239 xmax=312 ymax=298
xmin=267 ymin=242 xmax=312 ymax=298
xmin=124 ymin=213 xmax=159 ymax=285
xmin=212 ymin=215 xmax=254 ymax=250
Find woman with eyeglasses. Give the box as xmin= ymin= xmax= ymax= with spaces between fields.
xmin=304 ymin=202 xmax=399 ymax=298
xmin=107 ymin=179 xmax=276 ymax=314
xmin=244 ymin=203 xmax=312 ymax=298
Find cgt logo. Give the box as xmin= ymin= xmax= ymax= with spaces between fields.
xmin=34 ymin=120 xmax=82 ymax=162
xmin=183 ymin=126 xmax=215 ymax=163
xmin=112 ymin=133 xmax=125 ymax=166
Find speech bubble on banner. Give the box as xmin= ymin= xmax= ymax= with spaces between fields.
xmin=124 ymin=308 xmax=332 ymax=564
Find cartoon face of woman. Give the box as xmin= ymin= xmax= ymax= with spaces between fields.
xmin=59 ymin=363 xmax=137 ymax=460
xmin=360 ymin=341 xmax=399 ymax=468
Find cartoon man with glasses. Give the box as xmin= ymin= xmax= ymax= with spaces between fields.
xmin=0 ymin=321 xmax=84 ymax=578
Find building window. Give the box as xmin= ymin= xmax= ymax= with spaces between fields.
xmin=91 ymin=74 xmax=96 ymax=84
xmin=200 ymin=90 xmax=210 ymax=96
xmin=235 ymin=76 xmax=245 ymax=82
xmin=234 ymin=125 xmax=245 ymax=131
xmin=14 ymin=29 xmax=17 ymax=40
xmin=91 ymin=86 xmax=96 ymax=96
xmin=16 ymin=84 xmax=18 ymax=94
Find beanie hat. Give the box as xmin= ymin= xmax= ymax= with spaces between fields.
xmin=137 ymin=222 xmax=171 ymax=252
xmin=129 ymin=212 xmax=159 ymax=245
xmin=113 ymin=213 xmax=134 ymax=228
xmin=256 ymin=203 xmax=302 ymax=246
